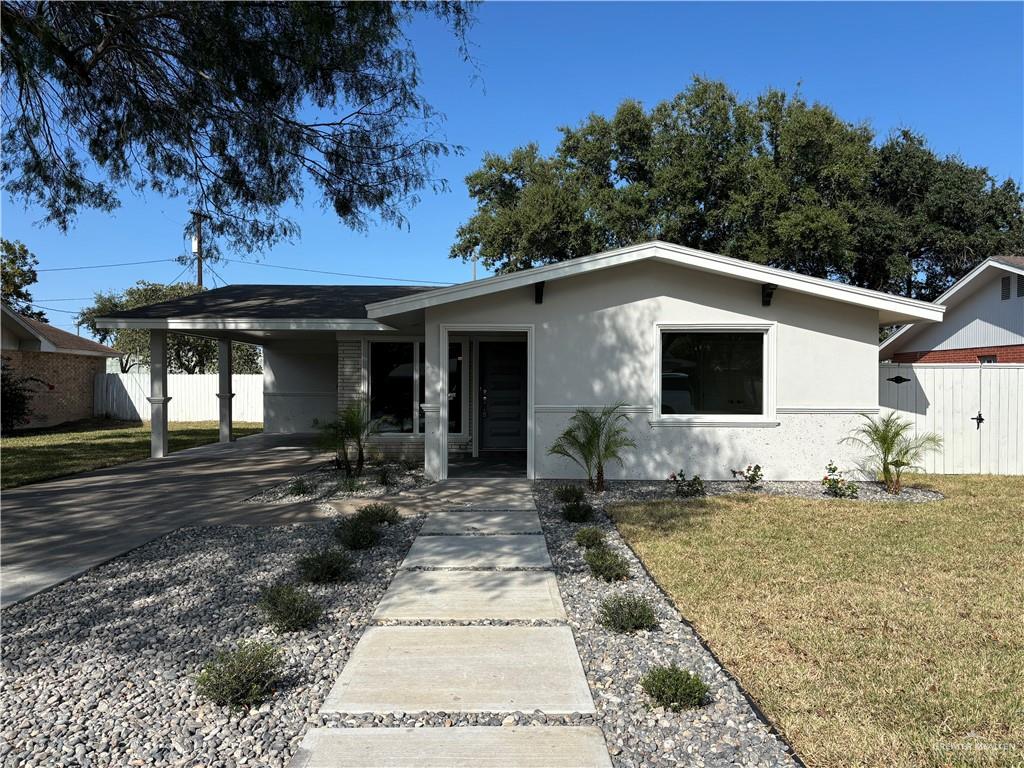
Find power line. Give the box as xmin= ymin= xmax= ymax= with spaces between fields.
xmin=21 ymin=302 xmax=81 ymax=315
xmin=33 ymin=297 xmax=94 ymax=302
xmin=219 ymin=258 xmax=452 ymax=285
xmin=37 ymin=258 xmax=177 ymax=272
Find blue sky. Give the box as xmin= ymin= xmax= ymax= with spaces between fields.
xmin=3 ymin=1 xmax=1022 ymax=335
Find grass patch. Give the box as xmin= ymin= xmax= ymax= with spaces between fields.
xmin=0 ymin=418 xmax=262 ymax=489
xmin=610 ymin=475 xmax=1024 ymax=767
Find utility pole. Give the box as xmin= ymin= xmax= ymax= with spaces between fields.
xmin=191 ymin=210 xmax=204 ymax=289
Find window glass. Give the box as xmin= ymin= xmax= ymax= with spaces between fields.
xmin=370 ymin=342 xmax=414 ymax=432
xmin=661 ymin=332 xmax=763 ymax=415
xmin=417 ymin=342 xmax=463 ymax=433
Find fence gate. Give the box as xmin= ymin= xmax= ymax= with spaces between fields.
xmin=879 ymin=363 xmax=1024 ymax=475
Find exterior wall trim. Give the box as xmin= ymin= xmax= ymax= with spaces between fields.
xmin=777 ymin=406 xmax=880 ymax=414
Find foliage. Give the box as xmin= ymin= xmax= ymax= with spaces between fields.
xmin=599 ymin=594 xmax=659 ymax=632
xmin=2 ymin=2 xmax=475 ymax=256
xmin=821 ymin=460 xmax=859 ymax=499
xmin=668 ymin=471 xmax=706 ymax=498
xmin=76 ymin=281 xmax=261 ymax=373
xmin=0 ymin=357 xmax=48 ymax=434
xmin=584 ymin=546 xmax=630 ymax=582
xmin=315 ymin=402 xmax=377 ymax=478
xmin=335 ymin=516 xmax=380 ymax=550
xmin=451 ymin=78 xmax=1024 ymax=300
xmin=356 ymin=502 xmax=401 ymax=527
xmin=377 ymin=463 xmax=396 ymax=488
xmin=562 ymin=500 xmax=594 ymax=523
xmin=195 ymin=640 xmax=282 ymax=709
xmin=554 ymin=484 xmax=587 ymax=505
xmin=296 ymin=548 xmax=353 ymax=584
xmin=575 ymin=526 xmax=606 ymax=549
xmin=731 ymin=464 xmax=764 ymax=489
xmin=547 ymin=403 xmax=637 ymax=491
xmin=640 ymin=665 xmax=708 ymax=710
xmin=1 ymin=239 xmax=45 ymax=320
xmin=842 ymin=413 xmax=942 ymax=494
xmin=258 ymin=584 xmax=323 ymax=633
xmin=288 ymin=477 xmax=314 ymax=496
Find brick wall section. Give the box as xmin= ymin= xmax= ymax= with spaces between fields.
xmin=3 ymin=350 xmax=106 ymax=428
xmin=891 ymin=344 xmax=1024 ymax=364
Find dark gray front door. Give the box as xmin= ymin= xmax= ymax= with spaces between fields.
xmin=478 ymin=341 xmax=527 ymax=451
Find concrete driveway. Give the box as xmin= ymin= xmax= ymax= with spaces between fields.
xmin=1 ymin=433 xmax=329 ymax=607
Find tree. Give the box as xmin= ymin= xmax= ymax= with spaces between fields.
xmin=2 ymin=2 xmax=474 ymax=258
xmin=842 ymin=412 xmax=942 ymax=495
xmin=547 ymin=403 xmax=636 ymax=492
xmin=452 ymin=78 xmax=1024 ymax=300
xmin=76 ymin=281 xmax=262 ymax=374
xmin=314 ymin=402 xmax=377 ymax=477
xmin=1 ymin=239 xmax=46 ymax=320
xmin=1 ymin=357 xmax=49 ymax=433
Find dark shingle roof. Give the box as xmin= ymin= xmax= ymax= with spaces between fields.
xmin=101 ymin=284 xmax=437 ymax=320
xmin=2 ymin=306 xmax=119 ymax=355
xmin=992 ymin=255 xmax=1024 ymax=271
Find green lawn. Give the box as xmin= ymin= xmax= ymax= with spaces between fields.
xmin=1 ymin=419 xmax=263 ymax=489
xmin=610 ymin=475 xmax=1023 ymax=768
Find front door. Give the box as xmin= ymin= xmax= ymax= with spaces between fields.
xmin=478 ymin=341 xmax=527 ymax=451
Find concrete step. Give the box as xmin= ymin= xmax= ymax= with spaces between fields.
xmin=401 ymin=534 xmax=551 ymax=569
xmin=373 ymin=569 xmax=566 ymax=621
xmin=290 ymin=726 xmax=613 ymax=768
xmin=320 ymin=625 xmax=595 ymax=715
xmin=420 ymin=507 xmax=542 ymax=535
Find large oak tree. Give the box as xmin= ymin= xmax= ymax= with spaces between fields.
xmin=452 ymin=78 xmax=1024 ymax=300
xmin=2 ymin=1 xmax=474 ymax=256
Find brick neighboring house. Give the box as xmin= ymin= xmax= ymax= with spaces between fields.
xmin=880 ymin=256 xmax=1024 ymax=364
xmin=2 ymin=304 xmax=120 ymax=429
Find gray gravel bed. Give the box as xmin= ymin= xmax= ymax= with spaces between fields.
xmin=537 ymin=483 xmax=798 ymax=768
xmin=0 ymin=517 xmax=420 ymax=768
xmin=595 ymin=478 xmax=942 ymax=505
xmin=247 ymin=461 xmax=428 ymax=505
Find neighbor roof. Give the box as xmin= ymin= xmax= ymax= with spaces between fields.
xmin=97 ymin=284 xmax=435 ymax=331
xmin=879 ymin=255 xmax=1024 ymax=357
xmin=365 ymin=240 xmax=944 ymax=325
xmin=2 ymin=304 xmax=119 ymax=356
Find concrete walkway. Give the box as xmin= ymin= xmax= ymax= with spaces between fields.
xmin=1 ymin=433 xmax=325 ymax=606
xmin=293 ymin=479 xmax=611 ymax=767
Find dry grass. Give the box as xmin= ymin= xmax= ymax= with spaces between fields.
xmin=1 ymin=419 xmax=263 ymax=488
xmin=610 ymin=476 xmax=1024 ymax=768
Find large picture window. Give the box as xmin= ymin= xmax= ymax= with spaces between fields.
xmin=369 ymin=341 xmax=464 ymax=435
xmin=660 ymin=331 xmax=764 ymax=416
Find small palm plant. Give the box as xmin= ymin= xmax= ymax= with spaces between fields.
xmin=547 ymin=403 xmax=636 ymax=492
xmin=842 ymin=412 xmax=942 ymax=494
xmin=315 ymin=402 xmax=377 ymax=477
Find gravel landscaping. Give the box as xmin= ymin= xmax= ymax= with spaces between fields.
xmin=247 ymin=461 xmax=428 ymax=506
xmin=595 ymin=478 xmax=943 ymax=505
xmin=536 ymin=482 xmax=799 ymax=768
xmin=0 ymin=517 xmax=420 ymax=768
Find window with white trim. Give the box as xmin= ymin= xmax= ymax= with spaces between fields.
xmin=660 ymin=331 xmax=765 ymax=416
xmin=368 ymin=341 xmax=464 ymax=435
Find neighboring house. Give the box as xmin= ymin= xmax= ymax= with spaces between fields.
xmin=97 ymin=241 xmax=942 ymax=480
xmin=2 ymin=304 xmax=121 ymax=428
xmin=880 ymin=256 xmax=1024 ymax=364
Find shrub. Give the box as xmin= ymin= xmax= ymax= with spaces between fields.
xmin=377 ymin=463 xmax=396 ymax=488
xmin=288 ymin=477 xmax=313 ymax=495
xmin=562 ymin=501 xmax=594 ymax=523
xmin=356 ymin=502 xmax=401 ymax=526
xmin=554 ymin=484 xmax=586 ymax=505
xmin=258 ymin=584 xmax=323 ymax=633
xmin=1 ymin=358 xmax=47 ymax=434
xmin=195 ymin=641 xmax=282 ymax=709
xmin=731 ymin=464 xmax=764 ymax=489
xmin=340 ymin=476 xmax=358 ymax=493
xmin=821 ymin=460 xmax=859 ymax=499
xmin=575 ymin=526 xmax=605 ymax=549
xmin=297 ymin=548 xmax=353 ymax=583
xmin=584 ymin=546 xmax=630 ymax=582
xmin=335 ymin=516 xmax=380 ymax=549
xmin=547 ymin=403 xmax=636 ymax=491
xmin=842 ymin=413 xmax=942 ymax=494
xmin=641 ymin=665 xmax=709 ymax=710
xmin=314 ymin=402 xmax=377 ymax=477
xmin=668 ymin=471 xmax=706 ymax=498
xmin=599 ymin=594 xmax=658 ymax=632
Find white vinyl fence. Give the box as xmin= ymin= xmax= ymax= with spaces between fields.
xmin=879 ymin=363 xmax=1024 ymax=475
xmin=94 ymin=373 xmax=264 ymax=423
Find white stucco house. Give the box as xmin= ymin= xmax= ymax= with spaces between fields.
xmin=97 ymin=241 xmax=942 ymax=481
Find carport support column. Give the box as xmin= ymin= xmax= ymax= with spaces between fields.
xmin=217 ymin=339 xmax=234 ymax=443
xmin=147 ymin=330 xmax=171 ymax=458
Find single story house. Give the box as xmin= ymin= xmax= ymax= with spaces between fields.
xmin=97 ymin=241 xmax=942 ymax=480
xmin=880 ymin=255 xmax=1024 ymax=364
xmin=2 ymin=304 xmax=121 ymax=428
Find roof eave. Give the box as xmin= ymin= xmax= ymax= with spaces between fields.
xmin=95 ymin=317 xmax=397 ymax=332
